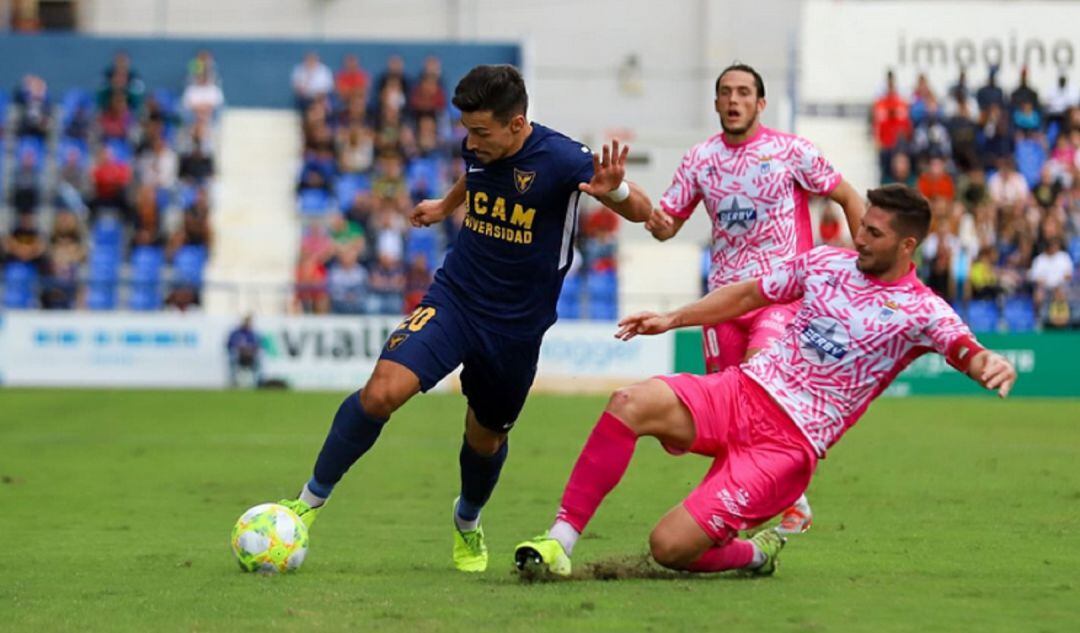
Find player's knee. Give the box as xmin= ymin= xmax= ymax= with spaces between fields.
xmin=464 ymin=429 xmax=505 ymax=456
xmin=648 ymin=529 xmax=694 ymax=570
xmin=359 ymin=381 xmax=406 ymax=419
xmin=605 ymin=384 xmax=649 ymax=432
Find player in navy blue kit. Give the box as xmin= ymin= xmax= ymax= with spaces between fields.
xmin=278 ymin=64 xmax=653 ymax=572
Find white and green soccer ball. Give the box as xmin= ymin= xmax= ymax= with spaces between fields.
xmin=230 ymin=503 xmax=309 ymax=574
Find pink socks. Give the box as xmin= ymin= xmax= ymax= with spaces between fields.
xmin=555 ymin=411 xmax=638 ymax=533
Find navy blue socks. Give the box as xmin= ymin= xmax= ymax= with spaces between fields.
xmin=456 ymin=436 xmax=509 ymax=522
xmin=308 ymin=390 xmax=388 ymax=499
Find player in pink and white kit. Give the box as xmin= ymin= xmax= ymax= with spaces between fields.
xmin=515 ymin=185 xmax=1016 ymax=578
xmin=645 ymin=64 xmax=868 ymax=534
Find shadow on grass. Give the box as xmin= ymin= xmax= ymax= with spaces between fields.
xmin=516 ymin=553 xmax=754 ymax=583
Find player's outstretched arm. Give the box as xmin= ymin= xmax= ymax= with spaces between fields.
xmin=579 ymin=139 xmax=652 ymax=223
xmin=410 ymin=175 xmax=467 ymax=228
xmin=615 ymin=279 xmax=769 ymax=341
xmin=966 ymin=350 xmax=1018 ymax=398
xmin=828 ymin=180 xmax=867 ymax=241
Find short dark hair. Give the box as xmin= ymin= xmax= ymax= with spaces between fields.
xmin=867 ymin=184 xmax=932 ymax=243
xmin=452 ymin=64 xmax=528 ymax=123
xmin=715 ymin=63 xmax=765 ymax=99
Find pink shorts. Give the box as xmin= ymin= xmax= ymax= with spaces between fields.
xmin=657 ymin=368 xmax=817 ymax=542
xmin=702 ymin=303 xmax=800 ymax=374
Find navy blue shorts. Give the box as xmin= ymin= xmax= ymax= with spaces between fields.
xmin=379 ymin=293 xmax=541 ymax=433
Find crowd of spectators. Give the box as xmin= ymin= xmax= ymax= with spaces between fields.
xmin=288 ymin=52 xmax=620 ymax=318
xmin=872 ymin=65 xmax=1080 ymax=331
xmin=1 ymin=50 xmax=217 ymax=311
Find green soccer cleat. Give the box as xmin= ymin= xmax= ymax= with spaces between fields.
xmin=514 ymin=534 xmax=571 ymax=579
xmin=748 ymin=529 xmax=787 ymax=576
xmin=452 ymin=500 xmax=488 ymax=573
xmin=277 ymin=498 xmax=322 ymax=531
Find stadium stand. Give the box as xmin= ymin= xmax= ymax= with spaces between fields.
xmin=872 ymin=66 xmax=1080 ymax=331
xmin=1 ymin=52 xmax=213 ymax=311
xmin=288 ymin=53 xmax=621 ymax=318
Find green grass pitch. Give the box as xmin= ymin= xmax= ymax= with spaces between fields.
xmin=2 ymin=389 xmax=1078 ymax=632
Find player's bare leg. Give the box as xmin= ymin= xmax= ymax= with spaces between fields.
xmin=649 ymin=504 xmax=784 ymax=575
xmin=358 ymin=359 xmax=423 ymax=419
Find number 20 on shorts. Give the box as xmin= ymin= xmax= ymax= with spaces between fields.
xmin=399 ymin=306 xmax=437 ymax=332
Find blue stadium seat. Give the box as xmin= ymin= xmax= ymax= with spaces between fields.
xmin=3 ymin=261 xmax=39 ymax=309
xmin=407 ymin=157 xmax=444 ymax=199
xmin=92 ymin=216 xmax=125 ymax=251
xmin=131 ymin=245 xmax=165 ymax=271
xmin=58 ymin=137 xmax=90 ymax=170
xmin=128 ymin=285 xmax=162 ymax=311
xmin=334 ymin=173 xmax=371 ymax=211
xmin=174 ymin=245 xmax=208 ymax=286
xmin=966 ymin=299 xmax=1000 ymax=333
xmin=86 ymin=282 xmax=118 ymax=310
xmin=949 ymin=300 xmax=968 ymax=325
xmin=585 ymin=270 xmax=618 ymax=321
xmin=16 ymin=135 xmax=45 ymax=171
xmin=153 ymin=88 xmax=178 ymax=116
xmin=1003 ymin=295 xmax=1037 ymax=332
xmin=299 ymin=189 xmax=332 ymax=216
xmin=155 ymin=186 xmax=174 ymax=212
xmin=1015 ymin=138 xmax=1046 ymax=189
xmin=105 ymin=138 xmax=133 ymax=163
xmin=59 ymin=88 xmax=90 ymax=126
xmin=177 ymin=184 xmax=199 ymax=209
xmin=557 ymin=272 xmax=582 ymax=320
xmin=404 ymin=228 xmax=439 ymax=266
xmin=1068 ymin=236 xmax=1080 ymax=266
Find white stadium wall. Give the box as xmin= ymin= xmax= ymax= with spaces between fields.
xmin=800 ymin=0 xmax=1080 ymax=107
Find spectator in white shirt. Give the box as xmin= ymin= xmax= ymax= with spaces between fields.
xmin=292 ymin=52 xmax=334 ymax=110
xmin=182 ymin=70 xmax=224 ymax=124
xmin=1029 ymin=238 xmax=1074 ymax=306
xmin=1045 ymin=75 xmax=1078 ymax=132
xmin=987 ymin=157 xmax=1030 ymax=211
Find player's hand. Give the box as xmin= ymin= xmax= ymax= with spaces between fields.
xmin=410 ymin=199 xmax=446 ymax=228
xmin=980 ymin=352 xmax=1017 ymax=398
xmin=645 ymin=208 xmax=676 ymax=240
xmin=615 ymin=311 xmax=676 ymax=341
xmin=579 ymin=139 xmax=629 ymax=199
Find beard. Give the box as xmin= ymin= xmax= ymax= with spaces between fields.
xmin=855 ymin=250 xmax=895 ymax=276
xmin=720 ymin=110 xmax=758 ymax=136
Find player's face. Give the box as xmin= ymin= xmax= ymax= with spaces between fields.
xmin=461 ymin=110 xmax=526 ymax=164
xmin=853 ymin=206 xmax=914 ymax=275
xmin=715 ymin=71 xmax=765 ymax=136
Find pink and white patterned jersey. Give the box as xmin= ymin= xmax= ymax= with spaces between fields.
xmin=743 ymin=246 xmax=977 ymax=457
xmin=659 ymin=126 xmax=842 ymax=290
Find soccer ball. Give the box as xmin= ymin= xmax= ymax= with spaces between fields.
xmin=230 ymin=503 xmax=309 ymax=574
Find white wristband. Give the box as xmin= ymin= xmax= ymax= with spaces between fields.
xmin=603 ymin=181 xmax=631 ymax=203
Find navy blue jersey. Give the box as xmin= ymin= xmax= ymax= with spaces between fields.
xmin=433 ymin=123 xmax=594 ymax=338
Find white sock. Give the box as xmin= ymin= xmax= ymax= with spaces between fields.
xmin=299 ymin=484 xmax=326 ymax=508
xmin=453 ymin=501 xmax=480 ymax=532
xmin=548 ymin=520 xmax=580 ymax=556
xmin=748 ymin=541 xmax=767 ymax=569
